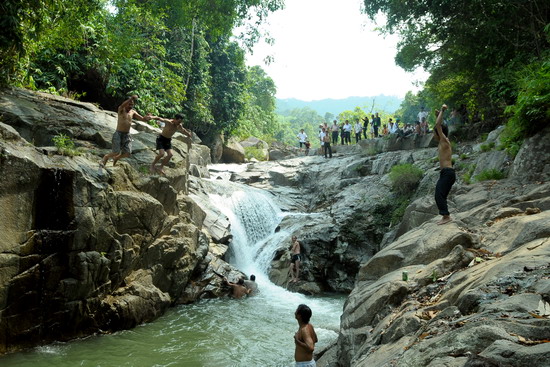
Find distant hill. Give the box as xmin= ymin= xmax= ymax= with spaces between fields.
xmin=276 ymin=95 xmax=403 ymax=116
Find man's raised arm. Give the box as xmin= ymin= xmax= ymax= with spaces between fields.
xmin=118 ymin=95 xmax=138 ymax=113
xmin=435 ymin=104 xmax=448 ymax=137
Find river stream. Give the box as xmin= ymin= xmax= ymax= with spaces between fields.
xmin=0 ymin=167 xmax=345 ymax=367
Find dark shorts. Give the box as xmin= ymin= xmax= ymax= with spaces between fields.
xmin=435 ymin=167 xmax=456 ymax=216
xmin=291 ymin=254 xmax=301 ymax=263
xmin=156 ymin=135 xmax=172 ymax=151
xmin=112 ymin=131 xmax=132 ymax=154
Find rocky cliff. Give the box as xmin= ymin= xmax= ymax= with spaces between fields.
xmin=0 ymin=88 xmax=236 ymax=354
xmin=222 ymin=127 xmax=550 ymax=366
xmin=1 ymin=88 xmax=549 ymax=366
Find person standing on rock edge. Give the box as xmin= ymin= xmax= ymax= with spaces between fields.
xmin=323 ymin=131 xmax=332 ymax=158
xmin=434 ymin=104 xmax=456 ymax=225
xmin=297 ymin=129 xmax=308 ymax=150
xmin=289 ymin=235 xmax=301 ymax=283
xmin=148 ymin=113 xmax=192 ymax=175
xmin=294 ymin=304 xmax=318 ymax=367
xmin=100 ymin=95 xmax=152 ymax=167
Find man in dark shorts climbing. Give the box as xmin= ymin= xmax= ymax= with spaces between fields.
xmin=148 ymin=113 xmax=192 ymax=175
xmin=289 ymin=235 xmax=301 ymax=283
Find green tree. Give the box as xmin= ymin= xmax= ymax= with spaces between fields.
xmin=363 ymin=0 xmax=550 ymax=125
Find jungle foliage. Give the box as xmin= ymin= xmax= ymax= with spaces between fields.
xmin=0 ymin=0 xmax=283 ymax=142
xmin=368 ymin=0 xmax=550 ymax=147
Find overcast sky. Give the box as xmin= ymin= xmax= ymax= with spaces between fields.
xmin=242 ymin=0 xmax=428 ymax=101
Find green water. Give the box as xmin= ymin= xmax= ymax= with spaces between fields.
xmin=0 ymin=282 xmax=344 ymax=367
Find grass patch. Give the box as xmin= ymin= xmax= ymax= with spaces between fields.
xmin=474 ymin=169 xmax=505 ymax=182
xmin=457 ymin=163 xmax=476 ymax=184
xmin=52 ymin=133 xmax=81 ymax=156
xmin=480 ymin=141 xmax=495 ymax=152
xmin=244 ymin=146 xmax=267 ymax=161
xmin=389 ymin=163 xmax=423 ymax=195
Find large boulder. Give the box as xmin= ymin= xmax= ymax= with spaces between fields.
xmin=510 ymin=127 xmax=550 ymax=181
xmin=221 ymin=137 xmax=245 ymax=163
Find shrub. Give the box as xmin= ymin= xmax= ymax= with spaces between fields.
xmin=459 ymin=163 xmax=476 ymax=184
xmin=389 ymin=163 xmax=423 ymax=195
xmin=501 ymin=56 xmax=550 ymax=157
xmin=52 ymin=133 xmax=80 ymax=156
xmin=244 ymin=146 xmax=267 ymax=161
xmin=480 ymin=141 xmax=495 ymax=152
xmin=474 ymin=169 xmax=505 ymax=182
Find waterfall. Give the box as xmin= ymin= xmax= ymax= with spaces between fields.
xmin=207 ymin=179 xmax=285 ymax=275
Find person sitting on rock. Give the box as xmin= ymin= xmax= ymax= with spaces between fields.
xmin=100 ymin=95 xmax=152 ymax=167
xmin=148 ymin=113 xmax=192 ymax=175
xmin=224 ymin=277 xmax=251 ymax=299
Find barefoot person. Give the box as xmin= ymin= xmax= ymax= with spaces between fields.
xmin=294 ymin=304 xmax=318 ymax=367
xmin=433 ymin=104 xmax=456 ymax=225
xmin=148 ymin=113 xmax=192 ymax=174
xmin=289 ymin=236 xmax=301 ymax=282
xmin=101 ymin=95 xmax=151 ymax=167
xmin=224 ymin=277 xmax=250 ymax=299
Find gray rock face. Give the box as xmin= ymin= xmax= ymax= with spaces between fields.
xmin=222 ymin=126 xmax=550 ymax=366
xmin=0 ymin=88 xmax=219 ymax=354
xmin=221 ymin=137 xmax=245 ymax=163
xmin=511 ymin=127 xmax=550 ymax=181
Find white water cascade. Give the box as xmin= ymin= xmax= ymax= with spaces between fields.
xmin=205 ymin=177 xmax=304 ymax=296
xmin=0 ymin=169 xmax=345 ymax=367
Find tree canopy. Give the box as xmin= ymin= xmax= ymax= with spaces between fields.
xmin=0 ymin=0 xmax=283 ymax=143
xmin=363 ymin=0 xmax=550 ymax=148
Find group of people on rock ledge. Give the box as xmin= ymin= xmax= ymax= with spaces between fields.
xmin=297 ymin=104 xmax=455 ymax=225
xmin=296 ymin=107 xmax=441 ymax=158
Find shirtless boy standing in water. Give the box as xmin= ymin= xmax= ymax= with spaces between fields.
xmin=101 ymin=95 xmax=151 ymax=167
xmin=294 ymin=304 xmax=318 ymax=367
xmin=433 ymin=104 xmax=456 ymax=225
xmin=148 ymin=113 xmax=192 ymax=175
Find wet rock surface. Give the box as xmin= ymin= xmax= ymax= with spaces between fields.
xmin=0 ymin=88 xmax=235 ymax=354
xmin=222 ymin=126 xmax=550 ymax=366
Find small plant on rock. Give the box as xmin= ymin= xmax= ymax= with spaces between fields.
xmin=52 ymin=133 xmax=80 ymax=156
xmin=474 ymin=169 xmax=505 ymax=182
xmin=244 ymin=146 xmax=267 ymax=161
xmin=480 ymin=141 xmax=495 ymax=152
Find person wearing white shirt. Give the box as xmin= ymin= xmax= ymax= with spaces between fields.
xmin=331 ymin=120 xmax=339 ymax=144
xmin=343 ymin=120 xmax=352 ymax=145
xmin=389 ymin=119 xmax=398 ymax=134
xmin=354 ymin=120 xmax=363 ymax=143
xmin=297 ymin=129 xmax=308 ymax=149
xmin=418 ymin=107 xmax=429 ymax=124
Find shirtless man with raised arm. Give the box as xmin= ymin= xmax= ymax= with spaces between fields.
xmin=294 ymin=304 xmax=318 ymax=367
xmin=101 ymin=95 xmax=151 ymax=167
xmin=148 ymin=113 xmax=192 ymax=175
xmin=433 ymin=104 xmax=456 ymax=225
xmin=289 ymin=236 xmax=301 ymax=283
